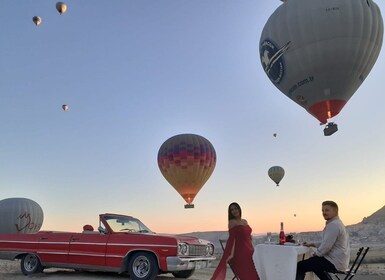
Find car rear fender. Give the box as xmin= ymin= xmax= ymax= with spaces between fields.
xmin=0 ymin=251 xmax=37 ymax=261
xmin=120 ymin=250 xmax=161 ymax=273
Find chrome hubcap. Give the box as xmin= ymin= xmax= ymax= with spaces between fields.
xmin=132 ymin=256 xmax=150 ymax=277
xmin=24 ymin=255 xmax=38 ymax=272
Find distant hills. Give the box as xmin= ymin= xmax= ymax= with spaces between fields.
xmin=180 ymin=205 xmax=385 ymax=253
xmin=347 ymin=205 xmax=385 ymax=245
xmin=360 ymin=205 xmax=385 ymax=224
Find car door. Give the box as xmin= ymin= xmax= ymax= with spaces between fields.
xmin=38 ymin=232 xmax=71 ymax=265
xmin=68 ymin=232 xmax=109 ymax=267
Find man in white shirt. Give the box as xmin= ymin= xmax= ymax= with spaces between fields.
xmin=296 ymin=201 xmax=350 ymax=280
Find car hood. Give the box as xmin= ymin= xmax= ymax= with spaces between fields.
xmin=157 ymin=233 xmax=212 ymax=245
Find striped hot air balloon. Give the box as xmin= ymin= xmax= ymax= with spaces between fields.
xmin=268 ymin=166 xmax=285 ymax=186
xmin=157 ymin=134 xmax=216 ymax=208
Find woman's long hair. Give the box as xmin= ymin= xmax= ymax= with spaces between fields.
xmin=228 ymin=202 xmax=242 ymax=221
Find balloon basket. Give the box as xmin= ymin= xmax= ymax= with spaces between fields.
xmin=184 ymin=204 xmax=194 ymax=209
xmin=323 ymin=122 xmax=338 ymax=136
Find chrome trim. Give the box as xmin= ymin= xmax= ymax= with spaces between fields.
xmin=0 ymin=240 xmax=40 ymax=244
xmin=166 ymin=256 xmax=216 ymax=272
xmin=37 ymin=251 xmax=68 ymax=255
xmin=68 ymin=252 xmax=105 ymax=257
xmin=69 ymin=242 xmax=106 ymax=245
xmin=107 ymin=243 xmax=176 ymax=248
xmin=0 ymin=240 xmax=70 ymax=245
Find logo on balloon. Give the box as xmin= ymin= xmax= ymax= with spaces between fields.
xmin=260 ymin=40 xmax=291 ymax=84
xmin=15 ymin=212 xmax=42 ymax=233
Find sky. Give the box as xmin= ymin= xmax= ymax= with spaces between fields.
xmin=1 ymin=0 xmax=385 ymax=236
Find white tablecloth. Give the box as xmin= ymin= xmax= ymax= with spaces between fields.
xmin=253 ymin=244 xmax=314 ymax=280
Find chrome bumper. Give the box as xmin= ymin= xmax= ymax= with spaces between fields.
xmin=166 ymin=256 xmax=216 ymax=271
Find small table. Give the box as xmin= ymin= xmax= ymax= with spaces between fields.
xmin=253 ymin=243 xmax=314 ymax=280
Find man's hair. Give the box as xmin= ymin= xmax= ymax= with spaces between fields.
xmin=322 ymin=200 xmax=339 ymax=211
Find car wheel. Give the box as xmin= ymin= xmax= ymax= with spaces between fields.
xmin=20 ymin=253 xmax=43 ymax=275
xmin=172 ymin=269 xmax=195 ymax=278
xmin=128 ymin=252 xmax=159 ymax=280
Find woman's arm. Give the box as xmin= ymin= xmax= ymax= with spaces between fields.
xmin=226 ymin=237 xmax=235 ymax=262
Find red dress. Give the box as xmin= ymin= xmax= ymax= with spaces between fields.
xmin=211 ymin=225 xmax=260 ymax=280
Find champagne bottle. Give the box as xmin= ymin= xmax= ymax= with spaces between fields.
xmin=279 ymin=222 xmax=286 ymax=245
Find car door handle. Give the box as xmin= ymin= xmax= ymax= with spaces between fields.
xmin=71 ymin=238 xmax=80 ymax=241
xmin=40 ymin=237 xmax=48 ymax=240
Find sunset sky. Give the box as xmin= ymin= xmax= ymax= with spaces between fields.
xmin=1 ymin=0 xmax=384 ymax=236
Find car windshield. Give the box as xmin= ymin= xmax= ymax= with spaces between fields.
xmin=104 ymin=215 xmax=153 ymax=233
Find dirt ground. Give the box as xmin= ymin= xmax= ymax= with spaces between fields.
xmin=1 ymin=259 xmax=384 ymax=280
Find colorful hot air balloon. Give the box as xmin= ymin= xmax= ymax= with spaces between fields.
xmin=56 ymin=2 xmax=67 ymax=15
xmin=260 ymin=0 xmax=383 ymax=129
xmin=32 ymin=16 xmax=42 ymax=26
xmin=0 ymin=198 xmax=44 ymax=234
xmin=268 ymin=166 xmax=285 ymax=186
xmin=157 ymin=134 xmax=216 ymax=208
xmin=62 ymin=104 xmax=69 ymax=111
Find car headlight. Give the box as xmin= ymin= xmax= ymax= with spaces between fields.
xmin=178 ymin=242 xmax=189 ymax=255
xmin=206 ymin=244 xmax=214 ymax=256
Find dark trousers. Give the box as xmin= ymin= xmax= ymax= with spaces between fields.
xmin=296 ymin=256 xmax=336 ymax=280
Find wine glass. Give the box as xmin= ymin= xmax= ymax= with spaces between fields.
xmin=266 ymin=232 xmax=272 ymax=243
xmin=296 ymin=233 xmax=302 ymax=245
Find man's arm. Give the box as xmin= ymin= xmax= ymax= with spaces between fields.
xmin=315 ymin=223 xmax=339 ymax=256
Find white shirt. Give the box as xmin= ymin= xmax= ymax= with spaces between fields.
xmin=314 ymin=216 xmax=350 ymax=271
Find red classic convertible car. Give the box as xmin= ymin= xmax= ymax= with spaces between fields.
xmin=0 ymin=213 xmax=215 ymax=280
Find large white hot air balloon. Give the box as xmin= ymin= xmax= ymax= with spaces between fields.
xmin=0 ymin=198 xmax=44 ymax=234
xmin=260 ymin=0 xmax=383 ymax=134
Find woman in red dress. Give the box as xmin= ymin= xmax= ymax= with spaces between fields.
xmin=211 ymin=202 xmax=260 ymax=280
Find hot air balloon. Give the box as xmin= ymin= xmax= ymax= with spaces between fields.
xmin=157 ymin=134 xmax=216 ymax=208
xmin=62 ymin=104 xmax=69 ymax=111
xmin=273 ymin=133 xmax=277 ymax=138
xmin=32 ymin=16 xmax=42 ymax=26
xmin=56 ymin=2 xmax=67 ymax=15
xmin=268 ymin=166 xmax=285 ymax=186
xmin=0 ymin=198 xmax=44 ymax=234
xmin=260 ymin=0 xmax=383 ymax=134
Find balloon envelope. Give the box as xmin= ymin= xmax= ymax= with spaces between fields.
xmin=157 ymin=134 xmax=216 ymax=206
xmin=32 ymin=16 xmax=42 ymax=26
xmin=62 ymin=104 xmax=69 ymax=111
xmin=0 ymin=198 xmax=44 ymax=234
xmin=268 ymin=166 xmax=285 ymax=186
xmin=56 ymin=2 xmax=67 ymax=14
xmin=260 ymin=0 xmax=383 ymax=124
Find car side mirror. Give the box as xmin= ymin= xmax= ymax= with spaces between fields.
xmin=98 ymin=226 xmax=107 ymax=234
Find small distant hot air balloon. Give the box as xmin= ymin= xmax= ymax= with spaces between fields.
xmin=62 ymin=104 xmax=69 ymax=111
xmin=56 ymin=2 xmax=67 ymax=15
xmin=260 ymin=0 xmax=383 ymax=133
xmin=32 ymin=16 xmax=42 ymax=26
xmin=0 ymin=198 xmax=44 ymax=234
xmin=157 ymin=133 xmax=217 ymax=208
xmin=268 ymin=166 xmax=285 ymax=186
xmin=273 ymin=133 xmax=277 ymax=138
